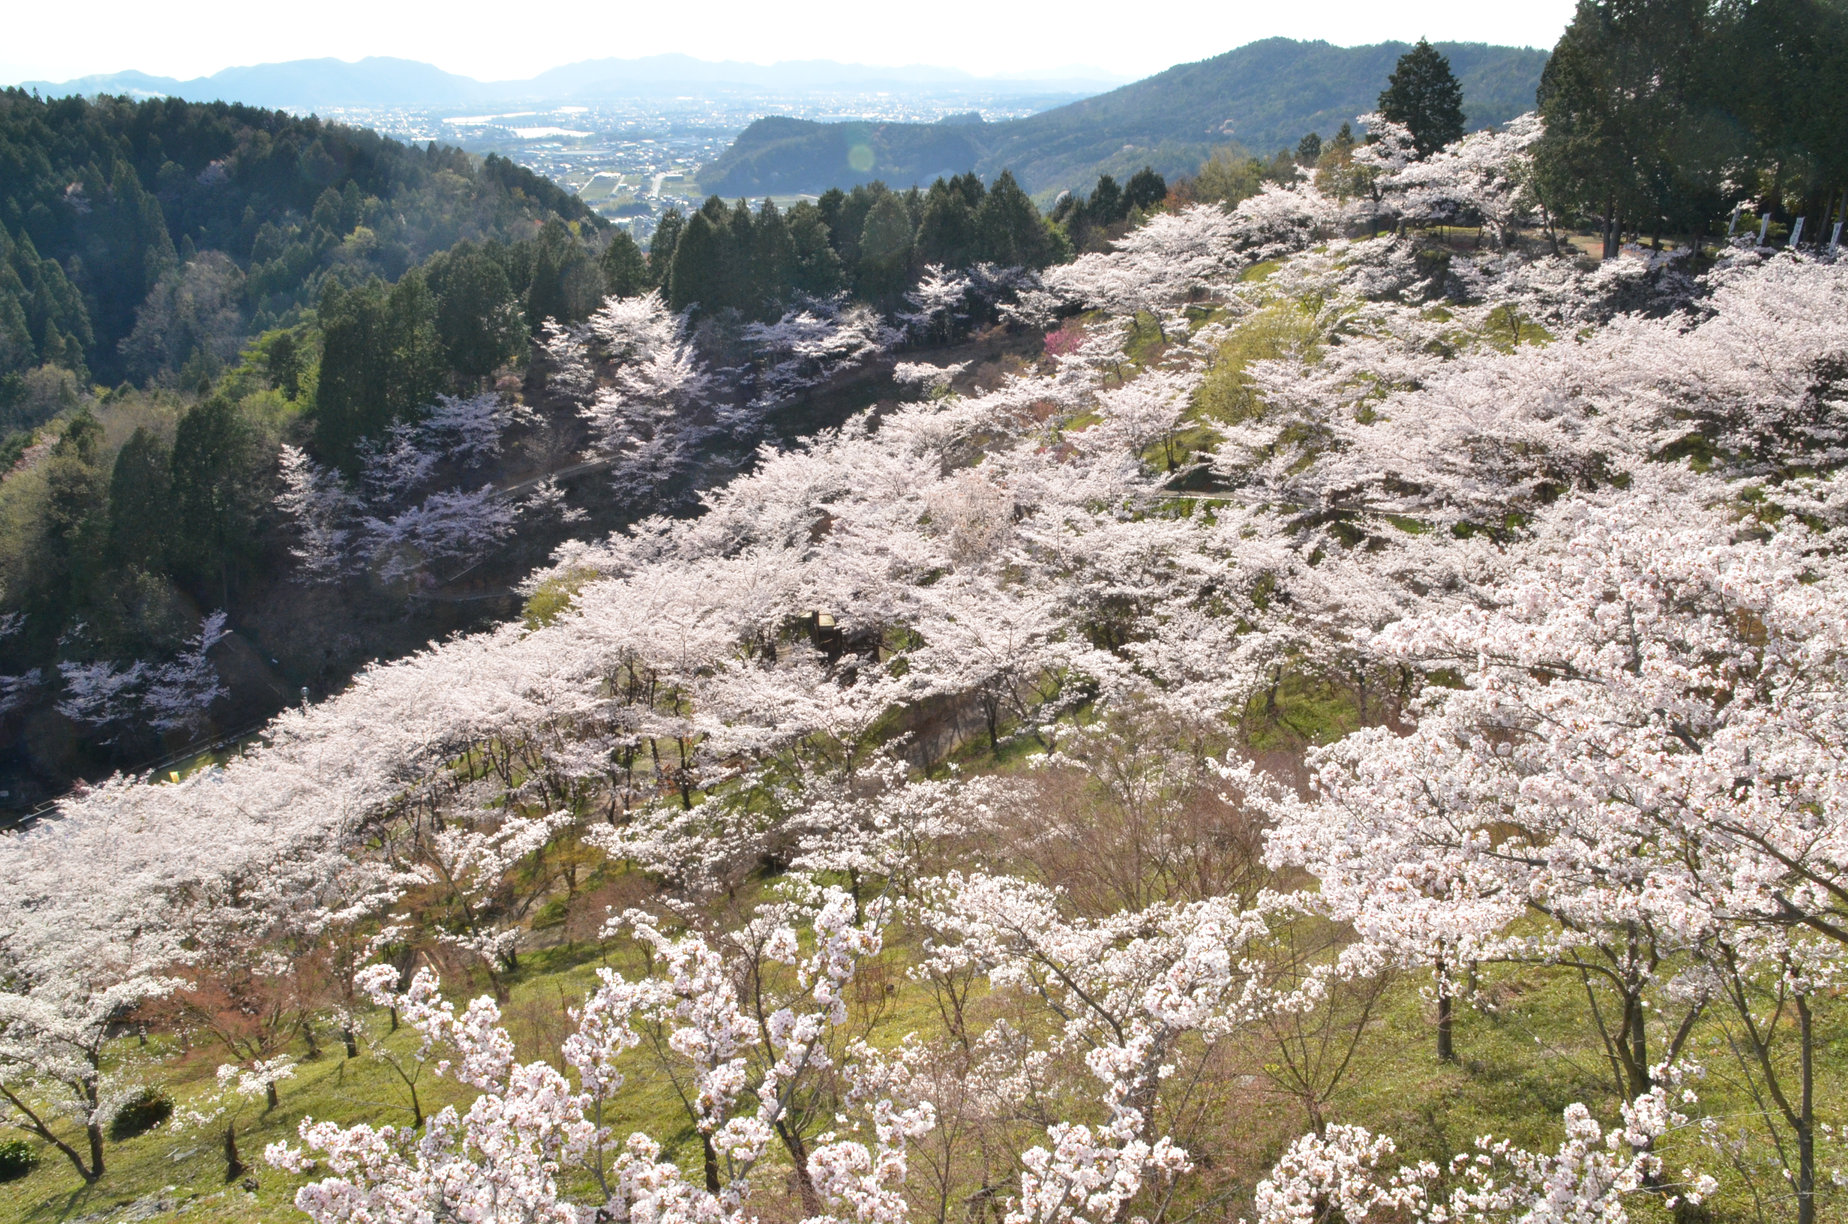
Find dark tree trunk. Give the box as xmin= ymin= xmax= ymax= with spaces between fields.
xmin=703 ymin=1134 xmax=721 ymax=1193
xmin=224 ymin=1125 xmax=245 ymax=1182
xmin=776 ymin=1122 xmax=824 ymax=1218
xmin=1797 ymin=992 xmax=1815 ymax=1224
xmin=1436 ymin=957 xmax=1456 ymax=1064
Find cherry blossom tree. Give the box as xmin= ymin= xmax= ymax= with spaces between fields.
xmin=897 ymin=264 xmax=973 ymax=343
xmin=0 ymin=880 xmax=179 ymax=1182
xmin=1391 ymin=113 xmax=1545 ymax=247
xmin=1255 ymin=1075 xmax=1717 ymax=1224
xmin=54 ymin=659 xmax=150 ymax=735
xmin=277 ymin=392 xmax=531 ymax=586
xmin=916 ymin=869 xmax=1310 ymax=1224
xmin=175 ymin=1056 xmax=297 ymax=1182
xmin=270 ymin=887 xmax=925 ymax=1224
xmin=142 ymin=611 xmax=230 ymax=734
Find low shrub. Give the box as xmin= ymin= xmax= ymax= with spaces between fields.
xmin=108 ymin=1087 xmax=174 ymax=1141
xmin=0 ymin=1138 xmax=37 ymax=1182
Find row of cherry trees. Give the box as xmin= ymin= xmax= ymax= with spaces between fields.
xmin=3 ymin=114 xmax=1846 ymax=1222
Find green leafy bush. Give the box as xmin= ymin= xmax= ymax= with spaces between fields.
xmin=108 ymin=1087 xmax=174 ymax=1141
xmin=0 ymin=1138 xmax=37 ymax=1181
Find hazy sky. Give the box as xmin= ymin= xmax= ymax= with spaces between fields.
xmin=3 ymin=0 xmax=1577 ymax=86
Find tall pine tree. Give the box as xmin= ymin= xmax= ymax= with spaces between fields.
xmin=1378 ymin=39 xmax=1466 ymax=157
xmin=667 ymin=211 xmax=725 ymax=314
xmin=855 ymin=193 xmax=915 ymax=309
xmin=600 ymin=229 xmax=650 ymax=298
xmin=750 ymin=201 xmax=795 ymax=320
xmin=648 ymin=209 xmax=685 ymax=292
xmin=916 ymin=178 xmax=978 ymax=267
xmin=974 ymin=171 xmax=1055 ymax=268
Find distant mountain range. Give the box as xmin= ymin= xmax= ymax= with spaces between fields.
xmin=16 ymin=55 xmax=1129 ymax=110
xmin=699 ymin=38 xmax=1551 ymax=198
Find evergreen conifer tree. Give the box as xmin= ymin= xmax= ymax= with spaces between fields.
xmin=750 ymin=201 xmax=795 ymax=320
xmin=785 ymin=202 xmax=844 ymax=298
xmin=1088 ymin=175 xmax=1125 ymax=226
xmin=600 ymin=229 xmax=650 ymax=298
xmin=648 ymin=210 xmax=685 ymax=291
xmin=312 ymin=276 xmax=441 ymax=466
xmin=1124 ymin=167 xmax=1168 ymax=213
xmin=855 ymin=193 xmax=915 ymax=309
xmin=719 ymin=200 xmax=756 ymax=314
xmin=36 ymin=411 xmax=109 ymax=621
xmin=1378 ymin=39 xmax=1466 ymax=157
xmin=1534 ymin=0 xmax=1714 ymax=256
xmin=916 ymin=178 xmax=977 ymax=266
xmin=950 ymin=172 xmax=986 ymax=212
xmin=667 ymin=211 xmax=725 ymax=314
xmin=170 ymin=398 xmax=268 ymax=604
xmin=432 ymin=245 xmax=523 ymax=382
xmin=974 ymin=171 xmax=1054 ymax=268
xmin=106 ymin=428 xmax=174 ymax=572
xmin=525 ymin=220 xmax=601 ymax=328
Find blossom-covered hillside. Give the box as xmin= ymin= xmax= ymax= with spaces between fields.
xmin=5 ymin=112 xmax=1848 ymax=1224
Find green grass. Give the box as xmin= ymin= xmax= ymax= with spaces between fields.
xmin=1479 ymin=303 xmax=1557 ymax=352
xmin=1123 ymin=311 xmax=1169 ymax=368
xmin=1193 ymin=303 xmax=1324 ymax=426
xmin=523 ymin=566 xmax=601 ymax=629
xmin=1238 ymin=258 xmax=1284 ymax=284
xmin=0 ymin=935 xmax=710 ymax=1224
xmin=1240 ymin=668 xmax=1364 ymax=752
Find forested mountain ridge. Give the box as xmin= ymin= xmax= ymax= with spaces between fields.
xmin=0 ymin=89 xmax=598 ymax=394
xmin=0 ymin=90 xmax=640 ymax=804
xmin=699 ymin=37 xmax=1550 ymax=196
xmin=23 ymin=59 xmax=493 ymax=110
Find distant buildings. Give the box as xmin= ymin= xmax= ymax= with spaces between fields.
xmin=322 ymin=91 xmax=1057 ymax=243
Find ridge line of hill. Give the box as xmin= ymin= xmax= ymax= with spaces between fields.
xmin=17 ymin=55 xmax=1131 ymax=109
xmin=698 ymin=37 xmax=1550 ymax=198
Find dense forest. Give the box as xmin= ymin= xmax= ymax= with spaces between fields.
xmin=6 ymin=8 xmax=1848 ymax=1222
xmin=0 ymin=91 xmax=598 ymax=395
xmin=0 ymin=91 xmax=652 ymax=800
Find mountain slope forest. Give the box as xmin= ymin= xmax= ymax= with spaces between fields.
xmin=3 ymin=9 xmax=1848 ymax=1223
xmin=0 ymin=89 xmax=664 ymax=801
xmin=0 ymin=90 xmax=602 ymax=391
xmin=698 ymin=38 xmax=1551 ymax=197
